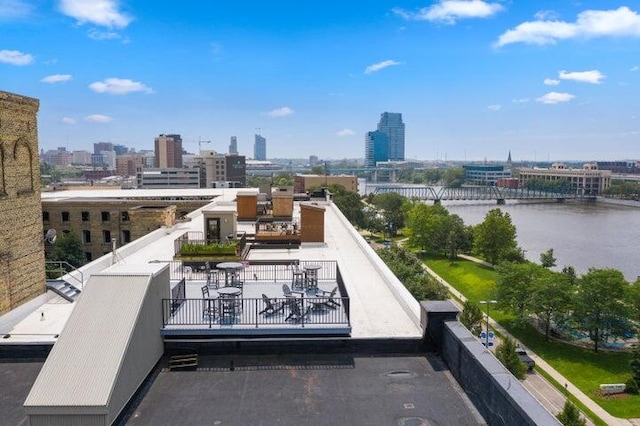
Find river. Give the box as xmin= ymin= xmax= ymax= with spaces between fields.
xmin=443 ymin=200 xmax=640 ymax=281
xmin=360 ymin=180 xmax=640 ymax=281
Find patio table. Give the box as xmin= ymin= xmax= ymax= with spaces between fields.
xmin=303 ymin=264 xmax=322 ymax=291
xmin=216 ymin=261 xmax=245 ymax=287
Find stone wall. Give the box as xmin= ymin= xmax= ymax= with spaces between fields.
xmin=0 ymin=91 xmax=45 ymax=315
xmin=421 ymin=301 xmax=560 ymax=426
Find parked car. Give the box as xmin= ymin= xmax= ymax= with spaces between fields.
xmin=516 ymin=347 xmax=535 ymax=371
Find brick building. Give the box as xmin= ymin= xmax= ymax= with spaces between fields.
xmin=0 ymin=91 xmax=46 ymax=315
xmin=42 ymin=189 xmax=221 ymax=261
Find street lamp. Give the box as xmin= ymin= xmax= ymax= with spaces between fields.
xmin=479 ymin=300 xmax=498 ymax=348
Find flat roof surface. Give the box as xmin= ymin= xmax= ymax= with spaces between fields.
xmin=0 ymin=360 xmax=43 ymax=426
xmin=2 ymin=197 xmax=422 ymax=342
xmin=41 ymin=187 xmax=243 ymax=202
xmin=125 ymin=354 xmax=483 ymax=426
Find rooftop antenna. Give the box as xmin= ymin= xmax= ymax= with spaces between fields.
xmin=111 ymin=238 xmax=124 ymax=265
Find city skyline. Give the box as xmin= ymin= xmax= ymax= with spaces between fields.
xmin=1 ymin=1 xmax=640 ymax=160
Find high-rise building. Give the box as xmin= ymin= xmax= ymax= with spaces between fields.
xmin=93 ymin=142 xmax=114 ymax=155
xmin=229 ymin=136 xmax=238 ymax=155
xmin=154 ymin=134 xmax=183 ymax=168
xmin=364 ymin=131 xmax=389 ymax=167
xmin=254 ymin=134 xmax=266 ymax=160
xmin=377 ymin=112 xmax=405 ymax=161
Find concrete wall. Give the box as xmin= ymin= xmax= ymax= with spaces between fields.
xmin=0 ymin=91 xmax=45 ymax=315
xmin=421 ymin=301 xmax=560 ymax=426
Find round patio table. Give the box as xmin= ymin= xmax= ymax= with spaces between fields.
xmin=216 ymin=262 xmax=245 ymax=286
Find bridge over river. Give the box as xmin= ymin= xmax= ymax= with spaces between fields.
xmin=371 ymin=185 xmax=587 ymax=203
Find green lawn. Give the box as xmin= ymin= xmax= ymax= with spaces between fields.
xmin=423 ymin=256 xmax=640 ymax=419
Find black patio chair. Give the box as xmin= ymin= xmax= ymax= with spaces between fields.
xmin=285 ymin=299 xmax=311 ymax=322
xmin=259 ymin=294 xmax=286 ymax=316
xmin=201 ymin=285 xmax=217 ymax=319
xmin=316 ymin=286 xmax=340 ymax=308
xmin=282 ymin=284 xmax=304 ymax=300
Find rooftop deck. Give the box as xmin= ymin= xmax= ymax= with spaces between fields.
xmin=1 ymin=197 xmax=422 ymax=344
xmin=161 ymin=260 xmax=351 ymax=336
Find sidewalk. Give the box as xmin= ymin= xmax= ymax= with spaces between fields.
xmin=421 ymin=262 xmax=635 ymax=426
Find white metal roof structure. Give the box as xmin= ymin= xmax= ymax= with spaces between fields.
xmin=24 ymin=263 xmax=170 ymax=425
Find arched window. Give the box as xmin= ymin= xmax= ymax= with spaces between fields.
xmin=13 ymin=139 xmax=34 ymax=194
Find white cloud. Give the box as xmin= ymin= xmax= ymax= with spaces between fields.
xmin=487 ymin=104 xmax=502 ymax=111
xmin=0 ymin=49 xmax=33 ymax=65
xmin=0 ymin=0 xmax=33 ymax=19
xmin=536 ymin=92 xmax=575 ymax=104
xmin=89 ymin=78 xmax=153 ymax=95
xmin=543 ymin=78 xmax=560 ymax=86
xmin=61 ymin=117 xmax=77 ymax=124
xmin=84 ymin=114 xmax=113 ymax=123
xmin=393 ymin=0 xmax=503 ymax=24
xmin=512 ymin=98 xmax=530 ymax=103
xmin=534 ymin=10 xmax=559 ymax=21
xmin=41 ymin=74 xmax=72 ymax=83
xmin=496 ymin=6 xmax=640 ymax=46
xmin=59 ymin=0 xmax=132 ymax=28
xmin=88 ymin=28 xmax=122 ymax=40
xmin=631 ymin=66 xmax=640 ymax=71
xmin=364 ymin=59 xmax=402 ymax=74
xmin=559 ymin=70 xmax=605 ymax=84
xmin=265 ymin=107 xmax=294 ymax=117
xmin=336 ymin=129 xmax=356 ymax=137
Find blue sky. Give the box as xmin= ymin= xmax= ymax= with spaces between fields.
xmin=1 ymin=1 xmax=639 ymax=161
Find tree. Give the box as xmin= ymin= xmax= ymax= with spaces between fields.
xmin=376 ymin=245 xmax=448 ymax=301
xmin=371 ymin=192 xmax=407 ymax=237
xmin=443 ymin=214 xmax=470 ymax=260
xmin=495 ymin=337 xmax=526 ymax=380
xmin=572 ymin=268 xmax=629 ymax=353
xmin=531 ymin=269 xmax=572 ymax=340
xmin=472 ymin=208 xmax=518 ymax=265
xmin=556 ymin=400 xmax=586 ymax=426
xmin=46 ymin=231 xmax=86 ymax=268
xmin=629 ymin=278 xmax=640 ymax=322
xmin=460 ymin=300 xmax=484 ymax=336
xmin=630 ymin=347 xmax=640 ymax=387
xmin=442 ymin=167 xmax=464 ymax=187
xmin=307 ymin=165 xmax=326 ymax=175
xmin=405 ymin=202 xmax=449 ymax=253
xmin=332 ymin=188 xmax=366 ymax=228
xmin=540 ymin=248 xmax=557 ymax=268
xmin=496 ymin=262 xmax=543 ymax=324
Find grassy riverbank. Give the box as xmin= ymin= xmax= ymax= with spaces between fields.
xmin=423 ymin=255 xmax=640 ymax=419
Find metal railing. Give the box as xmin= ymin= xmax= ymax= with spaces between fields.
xmin=45 ymin=260 xmax=84 ymax=288
xmin=162 ymin=296 xmax=350 ymax=329
xmin=164 ymin=259 xmax=338 ymax=282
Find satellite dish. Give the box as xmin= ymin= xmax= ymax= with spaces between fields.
xmin=45 ymin=229 xmax=57 ymax=244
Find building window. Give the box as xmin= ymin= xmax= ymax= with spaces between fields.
xmin=82 ymin=230 xmax=91 ymax=244
xmin=61 ymin=211 xmax=70 ymax=222
xmin=121 ymin=211 xmax=130 ymax=222
xmin=101 ymin=211 xmax=110 ymax=221
xmin=82 ymin=211 xmax=90 ymax=221
xmin=85 ymin=252 xmax=92 ymax=262
xmin=102 ymin=230 xmax=111 ymax=243
xmin=122 ymin=230 xmax=131 ymax=243
xmin=43 ymin=211 xmax=50 ymax=221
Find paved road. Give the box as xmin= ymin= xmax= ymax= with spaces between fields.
xmin=522 ymin=372 xmax=595 ymax=426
